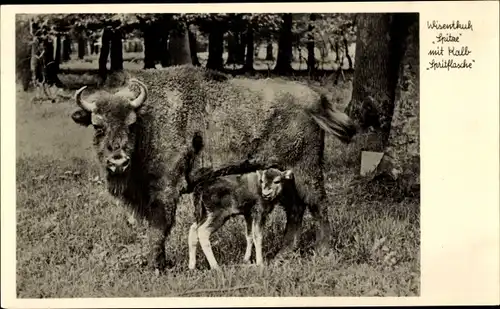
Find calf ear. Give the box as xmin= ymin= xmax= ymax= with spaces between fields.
xmin=283 ymin=169 xmax=294 ymax=180
xmin=71 ymin=109 xmax=92 ymax=127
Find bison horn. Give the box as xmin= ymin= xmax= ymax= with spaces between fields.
xmin=128 ymin=78 xmax=148 ymax=109
xmin=75 ymin=86 xmax=96 ymax=112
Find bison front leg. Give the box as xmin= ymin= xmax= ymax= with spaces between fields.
xmin=147 ymin=190 xmax=179 ymax=272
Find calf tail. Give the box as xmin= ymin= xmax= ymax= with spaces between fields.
xmin=307 ymin=94 xmax=357 ymax=144
xmin=180 ymin=156 xmax=283 ymax=195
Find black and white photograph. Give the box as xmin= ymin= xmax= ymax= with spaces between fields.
xmin=10 ymin=10 xmax=422 ymax=298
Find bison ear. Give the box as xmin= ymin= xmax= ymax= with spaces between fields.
xmin=71 ymin=109 xmax=91 ymax=127
xmin=283 ymin=169 xmax=294 ymax=180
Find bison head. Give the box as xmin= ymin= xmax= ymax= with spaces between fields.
xmin=71 ymin=79 xmax=148 ymax=176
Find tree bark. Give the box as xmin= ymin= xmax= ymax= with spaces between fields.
xmin=54 ymin=34 xmax=61 ymax=71
xmin=274 ymin=13 xmax=293 ymax=74
xmin=226 ymin=32 xmax=238 ymax=65
xmin=62 ymin=36 xmax=71 ymax=62
xmin=343 ymin=31 xmax=353 ymax=70
xmin=243 ymin=25 xmax=254 ymax=72
xmin=375 ymin=14 xmax=419 ymax=192
xmin=236 ymin=32 xmax=246 ymax=65
xmin=15 ymin=17 xmax=32 ymax=91
xmin=98 ymin=27 xmax=112 ymax=80
xmin=307 ymin=13 xmax=316 ymax=73
xmin=206 ymin=26 xmax=224 ymax=71
xmin=42 ymin=36 xmax=63 ymax=87
xmin=142 ymin=22 xmax=159 ymax=69
xmin=188 ymin=29 xmax=201 ymax=66
xmin=77 ymin=36 xmax=86 ymax=59
xmin=159 ymin=33 xmax=171 ymax=67
xmin=265 ymin=42 xmax=274 ymax=60
xmin=110 ymin=28 xmax=124 ymax=72
xmin=169 ymin=27 xmax=192 ymax=66
xmin=345 ymin=13 xmax=397 ymax=144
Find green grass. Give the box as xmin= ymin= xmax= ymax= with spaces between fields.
xmin=16 ymin=73 xmax=420 ymax=298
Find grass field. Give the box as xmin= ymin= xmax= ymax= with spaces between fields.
xmin=15 ymin=64 xmax=420 ymax=297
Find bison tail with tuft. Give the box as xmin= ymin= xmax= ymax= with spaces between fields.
xmin=308 ymin=95 xmax=358 ymax=144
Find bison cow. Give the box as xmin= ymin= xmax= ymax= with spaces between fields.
xmin=70 ymin=65 xmax=357 ymax=271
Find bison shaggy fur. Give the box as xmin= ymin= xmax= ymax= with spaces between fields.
xmin=70 ymin=65 xmax=357 ymax=271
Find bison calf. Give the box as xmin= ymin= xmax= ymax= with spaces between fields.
xmin=188 ymin=168 xmax=300 ymax=270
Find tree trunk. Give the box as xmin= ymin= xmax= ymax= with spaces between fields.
xmin=343 ymin=31 xmax=353 ymax=70
xmin=110 ymin=28 xmax=124 ymax=71
xmin=169 ymin=27 xmax=192 ymax=65
xmin=62 ymin=36 xmax=71 ymax=62
xmin=375 ymin=14 xmax=419 ymax=192
xmin=243 ymin=25 xmax=254 ymax=72
xmin=54 ymin=34 xmax=61 ymax=71
xmin=307 ymin=13 xmax=316 ymax=73
xmin=345 ymin=13 xmax=398 ymax=144
xmin=15 ymin=17 xmax=32 ymax=91
xmin=188 ymin=29 xmax=201 ymax=66
xmin=206 ymin=26 xmax=224 ymax=71
xmin=236 ymin=32 xmax=246 ymax=65
xmin=98 ymin=27 xmax=112 ymax=80
xmin=77 ymin=36 xmax=86 ymax=59
xmin=156 ymin=32 xmax=169 ymax=67
xmin=265 ymin=42 xmax=274 ymax=60
xmin=226 ymin=32 xmax=238 ymax=65
xmin=274 ymin=13 xmax=293 ymax=74
xmin=42 ymin=36 xmax=63 ymax=87
xmin=142 ymin=22 xmax=158 ymax=69
xmin=335 ymin=39 xmax=340 ymax=62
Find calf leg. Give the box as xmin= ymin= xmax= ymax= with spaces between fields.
xmin=188 ymin=222 xmax=199 ymax=270
xmin=243 ymin=214 xmax=254 ymax=263
xmin=197 ymin=213 xmax=228 ymax=270
xmin=252 ymin=207 xmax=272 ymax=266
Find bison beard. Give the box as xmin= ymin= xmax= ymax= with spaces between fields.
xmin=71 ymin=65 xmax=357 ymax=272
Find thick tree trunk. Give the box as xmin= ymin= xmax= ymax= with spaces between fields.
xmin=188 ymin=29 xmax=201 ymax=66
xmin=169 ymin=27 xmax=192 ymax=65
xmin=243 ymin=25 xmax=254 ymax=72
xmin=274 ymin=13 xmax=293 ymax=74
xmin=142 ymin=22 xmax=159 ymax=69
xmin=345 ymin=13 xmax=398 ymax=145
xmin=374 ymin=14 xmax=419 ymax=191
xmin=236 ymin=32 xmax=246 ymax=65
xmin=226 ymin=32 xmax=238 ymax=65
xmin=159 ymin=33 xmax=171 ymax=68
xmin=265 ymin=42 xmax=274 ymax=60
xmin=62 ymin=36 xmax=71 ymax=62
xmin=42 ymin=36 xmax=63 ymax=87
xmin=77 ymin=36 xmax=86 ymax=59
xmin=98 ymin=28 xmax=112 ymax=80
xmin=110 ymin=28 xmax=124 ymax=71
xmin=307 ymin=13 xmax=316 ymax=73
xmin=206 ymin=27 xmax=224 ymax=71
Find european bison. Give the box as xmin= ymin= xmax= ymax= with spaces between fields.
xmin=71 ymin=65 xmax=356 ymax=272
xmin=188 ymin=167 xmax=298 ymax=270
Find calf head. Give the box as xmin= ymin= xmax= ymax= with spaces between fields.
xmin=256 ymin=168 xmax=294 ymax=202
xmin=71 ymin=79 xmax=148 ymax=177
